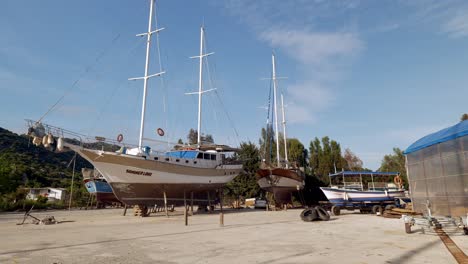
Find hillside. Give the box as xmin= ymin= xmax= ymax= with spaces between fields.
xmin=0 ymin=127 xmax=92 ymax=195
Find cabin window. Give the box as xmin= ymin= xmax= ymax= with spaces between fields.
xmin=203 ymin=153 xmax=210 ymax=160
xmin=210 ymin=154 xmax=216 ymax=160
xmin=176 ymin=159 xmax=180 ymax=162
xmin=194 ymin=161 xmax=197 ymax=164
xmin=165 ymin=158 xmax=170 ymax=161
xmin=154 ymin=157 xmax=159 ymax=161
xmin=185 ymin=160 xmax=189 ymax=163
xmin=197 ymin=153 xmax=203 ymax=159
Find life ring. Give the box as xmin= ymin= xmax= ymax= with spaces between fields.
xmin=157 ymin=128 xmax=165 ymax=137
xmin=117 ymin=134 xmax=124 ymax=143
xmin=394 ymin=175 xmax=403 ymax=188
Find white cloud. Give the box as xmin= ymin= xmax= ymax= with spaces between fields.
xmin=385 ymin=124 xmax=450 ymax=145
xmin=259 ymin=28 xmax=362 ymax=125
xmin=260 ymin=30 xmax=363 ymax=66
xmin=285 ymin=81 xmax=334 ymax=124
xmin=443 ymin=12 xmax=468 ymax=38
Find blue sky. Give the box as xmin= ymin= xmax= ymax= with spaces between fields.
xmin=1 ymin=0 xmax=467 ymax=170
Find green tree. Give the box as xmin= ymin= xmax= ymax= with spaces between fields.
xmin=461 ymin=113 xmax=468 ymax=121
xmin=379 ymin=148 xmax=408 ymax=188
xmin=287 ymin=138 xmax=306 ymax=167
xmin=343 ymin=148 xmax=363 ymax=171
xmin=308 ymin=136 xmax=348 ymax=184
xmin=309 ymin=137 xmax=322 ymax=175
xmin=258 ymin=125 xmax=276 ymax=164
xmin=187 ymin=129 xmax=214 ymax=145
xmin=224 ymin=142 xmax=261 ymax=199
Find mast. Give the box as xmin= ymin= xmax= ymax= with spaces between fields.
xmin=272 ymin=53 xmax=281 ymax=167
xmin=281 ymin=93 xmax=288 ymax=167
xmin=129 ymin=0 xmax=165 ymax=151
xmin=196 ymin=27 xmax=204 ymax=147
xmin=188 ymin=26 xmax=214 ymax=148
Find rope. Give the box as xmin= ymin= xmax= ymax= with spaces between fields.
xmin=87 ymin=37 xmax=146 ymax=137
xmin=36 ymin=34 xmax=121 ymax=124
xmin=203 ymin=30 xmax=240 ymax=146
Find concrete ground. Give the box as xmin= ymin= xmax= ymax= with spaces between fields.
xmin=0 ymin=208 xmax=466 ymax=264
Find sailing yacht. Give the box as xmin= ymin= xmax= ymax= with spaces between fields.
xmin=27 ymin=0 xmax=243 ymax=207
xmin=256 ymin=54 xmax=305 ymax=207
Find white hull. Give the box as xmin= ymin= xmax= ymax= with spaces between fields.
xmin=320 ymin=187 xmax=406 ymax=204
xmin=68 ymin=146 xmax=243 ymax=205
xmin=95 ymin=161 xmax=238 ymax=185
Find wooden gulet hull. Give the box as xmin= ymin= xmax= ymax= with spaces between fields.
xmin=72 ymin=146 xmax=242 ymax=206
xmin=256 ymin=168 xmax=305 ymax=206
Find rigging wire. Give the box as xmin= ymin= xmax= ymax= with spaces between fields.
xmin=267 ymin=71 xmax=274 ymax=163
xmin=86 ymin=36 xmax=147 ymax=138
xmin=153 ymin=1 xmax=169 ymax=146
xmin=36 ymin=34 xmax=121 ymax=124
xmin=202 ymin=29 xmax=241 ymax=146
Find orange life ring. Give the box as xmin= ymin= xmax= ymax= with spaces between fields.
xmin=117 ymin=134 xmax=124 ymax=143
xmin=157 ymin=128 xmax=165 ymax=137
xmin=394 ymin=175 xmax=403 ymax=187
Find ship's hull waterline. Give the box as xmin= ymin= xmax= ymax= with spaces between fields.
xmin=256 ymin=168 xmax=305 ymax=206
xmin=72 ymin=146 xmax=242 ymax=205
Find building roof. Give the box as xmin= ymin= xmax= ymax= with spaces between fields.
xmin=404 ymin=120 xmax=468 ymax=154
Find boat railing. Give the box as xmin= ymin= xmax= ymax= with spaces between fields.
xmin=343 ymin=182 xmax=364 ymax=191
xmin=25 ymin=119 xmax=143 ymax=153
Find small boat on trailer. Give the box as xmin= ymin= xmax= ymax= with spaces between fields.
xmin=320 ymin=171 xmax=407 ymax=215
xmin=82 ymin=168 xmax=121 ymax=207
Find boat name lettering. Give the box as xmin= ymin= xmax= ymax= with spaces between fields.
xmin=126 ymin=169 xmax=152 ymax=176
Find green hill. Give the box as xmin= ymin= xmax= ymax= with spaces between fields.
xmin=0 ymin=127 xmax=93 ymax=209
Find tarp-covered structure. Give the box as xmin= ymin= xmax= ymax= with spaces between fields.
xmin=404 ymin=120 xmax=468 ymax=217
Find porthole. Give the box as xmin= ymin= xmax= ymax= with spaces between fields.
xmin=154 ymin=157 xmax=159 ymax=161
xmin=194 ymin=161 xmax=197 ymax=164
xmin=176 ymin=159 xmax=180 ymax=162
xmin=185 ymin=160 xmax=189 ymax=163
xmin=165 ymin=158 xmax=169 ymax=161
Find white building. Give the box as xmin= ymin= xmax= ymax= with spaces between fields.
xmin=26 ymin=188 xmax=68 ymax=201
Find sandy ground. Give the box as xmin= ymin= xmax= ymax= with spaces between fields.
xmin=0 ymin=208 xmax=466 ymax=264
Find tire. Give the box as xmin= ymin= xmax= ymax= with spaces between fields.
xmin=315 ymin=206 xmax=330 ymax=221
xmin=385 ymin=205 xmax=396 ymax=211
xmin=300 ymin=208 xmax=318 ymax=222
xmin=331 ymin=205 xmax=341 ymax=216
xmin=372 ymin=205 xmax=383 ymax=215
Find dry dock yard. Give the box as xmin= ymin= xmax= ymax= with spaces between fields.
xmin=0 ymin=208 xmax=466 ymax=264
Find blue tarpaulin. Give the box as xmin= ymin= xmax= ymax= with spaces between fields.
xmin=165 ymin=150 xmax=198 ymax=159
xmin=404 ymin=120 xmax=468 ymax=154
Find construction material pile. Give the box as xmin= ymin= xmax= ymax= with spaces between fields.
xmin=383 ymin=206 xmax=421 ymax=219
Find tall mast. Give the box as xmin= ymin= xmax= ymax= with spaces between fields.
xmin=196 ymin=27 xmax=204 ymax=147
xmin=188 ymin=26 xmax=215 ymax=148
xmin=272 ymin=53 xmax=281 ymax=167
xmin=281 ymin=93 xmax=288 ymax=168
xmin=129 ymin=0 xmax=165 ymax=151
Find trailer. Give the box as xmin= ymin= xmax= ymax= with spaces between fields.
xmin=319 ymin=171 xmax=410 ymax=216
